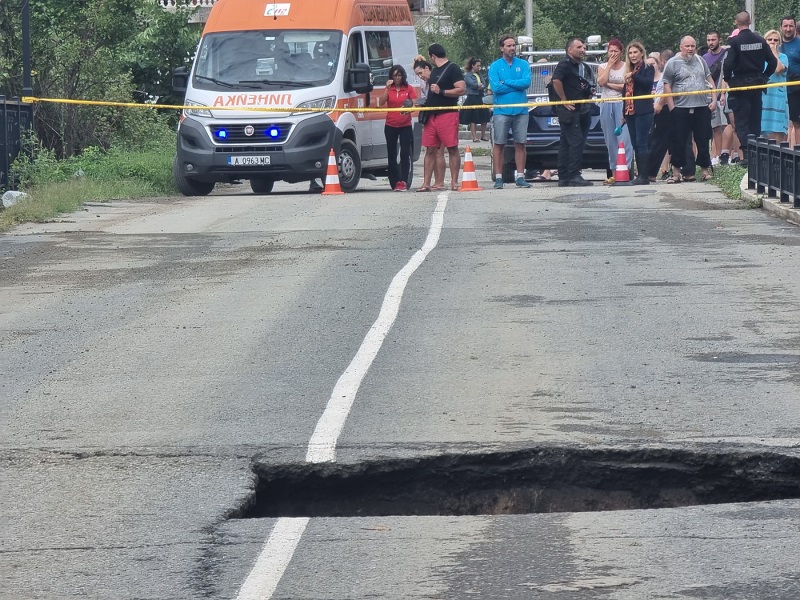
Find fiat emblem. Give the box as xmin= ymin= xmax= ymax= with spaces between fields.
xmin=244 ymin=125 xmax=255 ymax=136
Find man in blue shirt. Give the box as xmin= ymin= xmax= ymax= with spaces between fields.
xmin=488 ymin=35 xmax=532 ymax=188
xmin=780 ymin=16 xmax=800 ymax=134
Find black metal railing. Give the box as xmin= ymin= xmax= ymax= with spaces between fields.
xmin=1 ymin=95 xmax=33 ymax=191
xmin=747 ymin=135 xmax=800 ymax=209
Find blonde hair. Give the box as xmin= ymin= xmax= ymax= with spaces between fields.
xmin=764 ymin=29 xmax=781 ymax=40
xmin=625 ymin=40 xmax=647 ymax=72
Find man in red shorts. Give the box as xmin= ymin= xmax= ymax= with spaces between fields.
xmin=418 ymin=43 xmax=465 ymax=191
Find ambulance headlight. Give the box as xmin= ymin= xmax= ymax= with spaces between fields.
xmin=292 ymin=96 xmax=336 ymax=116
xmin=184 ymin=100 xmax=213 ymax=118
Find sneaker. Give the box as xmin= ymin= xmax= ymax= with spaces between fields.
xmin=731 ymin=155 xmax=740 ymax=164
xmin=494 ymin=178 xmax=504 ymax=189
xmin=309 ymin=179 xmax=324 ymax=193
xmin=719 ymin=152 xmax=730 ymax=165
xmin=515 ymin=176 xmax=531 ymax=188
xmin=711 ymin=156 xmax=720 ymax=166
xmin=630 ymin=177 xmax=650 ymax=185
xmin=603 ymin=176 xmax=615 ymax=185
xmin=557 ymin=178 xmax=571 ymax=187
xmin=394 ymin=181 xmax=407 ymax=192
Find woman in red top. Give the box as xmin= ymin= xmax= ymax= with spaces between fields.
xmin=378 ymin=65 xmax=417 ymax=191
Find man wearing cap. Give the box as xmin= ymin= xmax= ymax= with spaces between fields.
xmin=723 ymin=11 xmax=777 ymax=166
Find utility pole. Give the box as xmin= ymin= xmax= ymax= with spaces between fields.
xmin=22 ymin=0 xmax=33 ymax=97
xmin=745 ymin=0 xmax=755 ymax=31
xmin=525 ymin=0 xmax=532 ymax=40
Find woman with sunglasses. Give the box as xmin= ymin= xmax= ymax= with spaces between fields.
xmin=762 ymin=30 xmax=789 ymax=142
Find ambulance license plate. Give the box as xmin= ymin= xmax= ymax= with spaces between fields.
xmin=228 ymin=156 xmax=270 ymax=166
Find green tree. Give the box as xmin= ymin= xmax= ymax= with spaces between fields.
xmin=419 ymin=0 xmax=564 ymax=68
xmin=0 ymin=0 xmax=198 ymax=158
xmin=538 ymin=0 xmax=737 ymax=52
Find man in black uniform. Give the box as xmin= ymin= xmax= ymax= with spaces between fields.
xmin=723 ymin=11 xmax=777 ymax=166
xmin=550 ymin=37 xmax=594 ymax=186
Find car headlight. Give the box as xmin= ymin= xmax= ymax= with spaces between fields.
xmin=184 ymin=100 xmax=213 ymax=119
xmin=292 ymin=96 xmax=337 ymax=116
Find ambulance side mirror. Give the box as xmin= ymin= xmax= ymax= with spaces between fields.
xmin=346 ymin=63 xmax=373 ymax=95
xmin=172 ymin=67 xmax=189 ymax=95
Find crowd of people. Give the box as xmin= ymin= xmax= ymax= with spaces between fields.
xmin=376 ymin=11 xmax=798 ymax=192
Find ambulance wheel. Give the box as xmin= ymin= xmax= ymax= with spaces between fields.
xmin=250 ymin=177 xmax=274 ymax=194
xmin=173 ymin=158 xmax=214 ymax=196
xmin=337 ymin=139 xmax=361 ymax=192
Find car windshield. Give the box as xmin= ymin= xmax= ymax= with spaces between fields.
xmin=193 ymin=30 xmax=343 ymax=91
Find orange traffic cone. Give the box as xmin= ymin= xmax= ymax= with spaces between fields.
xmin=321 ymin=148 xmax=344 ymax=195
xmin=613 ymin=142 xmax=631 ymax=185
xmin=459 ymin=145 xmax=483 ymax=192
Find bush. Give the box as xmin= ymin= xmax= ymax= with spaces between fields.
xmin=12 ymin=120 xmax=177 ymax=194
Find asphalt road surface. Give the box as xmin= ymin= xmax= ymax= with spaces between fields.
xmin=2 ymin=164 xmax=800 ymax=599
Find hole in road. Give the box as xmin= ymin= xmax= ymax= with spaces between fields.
xmin=233 ymin=446 xmax=800 ymax=518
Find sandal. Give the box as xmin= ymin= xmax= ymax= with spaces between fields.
xmin=666 ymin=176 xmax=682 ymax=184
xmin=480 ymin=137 xmax=490 ymax=142
xmin=431 ymin=185 xmax=446 ymax=191
xmin=415 ymin=185 xmax=433 ymax=192
xmin=472 ymin=138 xmax=481 ymax=143
xmin=683 ymin=175 xmax=696 ymax=182
xmin=451 ymin=183 xmax=460 ymax=191
xmin=532 ymin=175 xmax=550 ymax=182
xmin=701 ymin=171 xmax=713 ymax=181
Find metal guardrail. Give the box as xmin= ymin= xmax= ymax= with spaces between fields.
xmin=1 ymin=96 xmax=33 ymax=191
xmin=747 ymin=135 xmax=800 ymax=209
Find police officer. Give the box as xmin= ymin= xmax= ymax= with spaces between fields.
xmin=723 ymin=11 xmax=777 ymax=166
xmin=550 ymin=37 xmax=594 ymax=186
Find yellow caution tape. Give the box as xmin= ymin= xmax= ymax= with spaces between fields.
xmin=21 ymin=79 xmax=800 ymax=114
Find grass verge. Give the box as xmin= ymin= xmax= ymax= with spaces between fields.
xmin=1 ymin=145 xmax=176 ymax=233
xmin=709 ymin=164 xmax=748 ymax=202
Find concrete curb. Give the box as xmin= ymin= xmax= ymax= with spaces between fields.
xmin=740 ymin=174 xmax=800 ymax=227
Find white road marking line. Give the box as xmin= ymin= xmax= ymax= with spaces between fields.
xmin=234 ymin=192 xmax=450 ymax=599
xmin=306 ymin=191 xmax=450 ymax=463
xmin=234 ymin=517 xmax=310 ymax=600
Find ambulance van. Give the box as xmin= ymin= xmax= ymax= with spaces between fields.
xmin=172 ymin=0 xmax=421 ymax=195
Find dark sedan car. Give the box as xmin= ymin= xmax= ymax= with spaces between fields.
xmin=495 ymin=59 xmax=610 ymax=182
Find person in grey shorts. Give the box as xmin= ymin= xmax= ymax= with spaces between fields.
xmin=488 ymin=34 xmax=532 ymax=188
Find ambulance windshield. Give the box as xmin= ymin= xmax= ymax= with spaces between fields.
xmin=193 ymin=30 xmax=343 ymax=90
